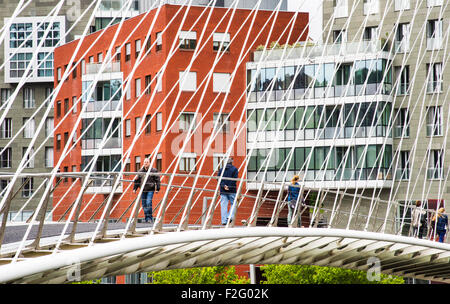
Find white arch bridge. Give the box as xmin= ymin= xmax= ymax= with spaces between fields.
xmin=0 ymin=172 xmax=449 ymax=284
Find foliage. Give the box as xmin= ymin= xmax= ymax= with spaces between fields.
xmin=148 ymin=266 xmax=250 ymax=284
xmin=71 ymin=279 xmax=101 ymax=284
xmin=260 ymin=264 xmax=404 ymax=284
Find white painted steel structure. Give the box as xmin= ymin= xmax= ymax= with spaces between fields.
xmin=0 ymin=0 xmax=449 ymax=284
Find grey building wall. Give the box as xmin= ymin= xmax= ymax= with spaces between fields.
xmin=322 ymin=0 xmax=449 ymax=230
xmin=0 ymin=0 xmax=94 ymax=219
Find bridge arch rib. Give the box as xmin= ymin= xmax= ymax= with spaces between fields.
xmin=0 ymin=228 xmax=449 ymax=284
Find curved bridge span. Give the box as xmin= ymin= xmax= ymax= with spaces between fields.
xmin=0 ymin=227 xmax=449 ymax=284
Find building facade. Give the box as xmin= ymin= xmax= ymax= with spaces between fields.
xmin=244 ymin=0 xmax=448 ymax=234
xmin=52 ymin=4 xmax=308 ymax=224
xmin=0 ymin=0 xmax=145 ymax=221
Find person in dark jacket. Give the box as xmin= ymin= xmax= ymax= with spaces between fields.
xmin=133 ymin=158 xmax=161 ymax=223
xmin=217 ymin=157 xmax=238 ymax=225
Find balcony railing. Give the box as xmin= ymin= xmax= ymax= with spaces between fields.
xmin=253 ymin=40 xmax=391 ymax=62
xmin=84 ymin=62 xmax=121 ymax=75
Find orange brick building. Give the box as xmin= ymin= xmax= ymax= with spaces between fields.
xmin=53 ymin=4 xmax=308 ymax=226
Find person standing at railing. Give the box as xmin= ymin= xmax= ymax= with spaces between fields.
xmin=218 ymin=157 xmax=238 ymax=225
xmin=133 ymin=158 xmax=160 ymax=224
xmin=431 ymin=208 xmax=448 ymax=243
xmin=287 ymin=175 xmax=305 ymax=228
xmin=411 ymin=201 xmax=426 ymax=239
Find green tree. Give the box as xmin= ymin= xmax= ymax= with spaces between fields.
xmin=149 ymin=266 xmax=250 ymax=284
xmin=260 ymin=265 xmax=404 ymax=284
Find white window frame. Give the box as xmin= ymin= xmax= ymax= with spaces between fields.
xmin=394 ymin=0 xmax=410 ymax=11
xmin=213 ymin=73 xmax=231 ymax=93
xmin=125 ymin=119 xmax=131 ymax=136
xmin=179 ymin=112 xmax=196 ymax=131
xmin=135 ymin=78 xmax=141 ymax=98
xmin=179 ymin=71 xmax=197 ymax=92
xmin=333 ymin=0 xmax=348 ymax=18
xmin=156 ymin=112 xmax=162 ymax=131
xmin=179 ymin=153 xmax=196 ymax=172
xmin=213 ymin=32 xmax=230 ymax=52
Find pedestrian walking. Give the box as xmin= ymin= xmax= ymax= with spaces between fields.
xmin=217 ymin=157 xmax=238 ymax=225
xmin=431 ymin=208 xmax=448 ymax=243
xmin=287 ymin=175 xmax=305 ymax=227
xmin=133 ymin=158 xmax=161 ymax=224
xmin=411 ymin=201 xmax=426 ymax=238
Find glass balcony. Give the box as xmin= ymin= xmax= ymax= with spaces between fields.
xmin=84 ymin=62 xmax=121 ymax=75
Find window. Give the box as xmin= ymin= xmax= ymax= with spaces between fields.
xmin=135 ymin=39 xmax=141 ymax=58
xmin=45 ymin=147 xmax=53 ymax=168
xmin=0 ymin=118 xmax=12 ymax=139
xmin=72 ymin=165 xmax=77 ymax=182
xmin=156 ymin=153 xmax=162 ymax=171
xmin=333 ymin=29 xmax=347 ymax=44
xmin=37 ymin=52 xmax=54 ymax=77
xmin=156 ymin=32 xmax=162 ymax=51
xmin=394 ymin=108 xmax=409 ymax=138
xmin=395 ymin=23 xmax=410 ymax=53
xmin=0 ymin=148 xmax=12 ymax=168
xmin=37 ymin=22 xmax=61 ymax=47
xmin=45 ymin=117 xmax=54 ymax=137
xmin=9 ymin=53 xmax=32 ymax=78
xmin=213 ymin=73 xmax=231 ymax=93
xmin=22 ymin=147 xmax=34 ymax=168
xmin=56 ymin=100 xmax=61 ymax=117
xmin=135 ymin=116 xmax=141 ymax=134
xmin=72 ymin=63 xmax=77 ymax=79
xmin=213 ymin=153 xmax=227 ymax=171
xmin=179 ymin=71 xmax=197 ymax=91
xmin=213 ymin=113 xmax=230 ymax=133
xmin=1 ymin=89 xmax=11 ymax=105
xmin=156 ymin=112 xmax=162 ymax=131
xmin=23 ymin=118 xmax=35 ymax=138
xmin=179 ymin=31 xmax=197 ymax=50
xmin=363 ymin=0 xmax=379 ymax=15
xmin=180 ymin=153 xmax=196 ymax=171
xmin=115 ymin=46 xmax=121 ymax=62
xmin=22 ymin=178 xmax=33 ymax=198
xmin=145 ymin=75 xmax=151 ymax=95
xmin=395 ymin=0 xmax=410 ymax=10
xmin=72 ymin=96 xmax=77 ymax=114
xmin=213 ymin=32 xmax=230 ymax=52
xmin=426 ymin=106 xmax=442 ymax=136
xmin=135 ymin=156 xmax=141 ymax=171
xmin=145 ymin=114 xmax=151 ymax=134
xmin=23 ymin=87 xmax=35 ymax=108
xmin=333 ymin=0 xmax=348 ymax=18
xmin=155 ymin=72 xmax=162 ymax=92
xmin=9 ymin=23 xmax=32 ymax=48
xmin=125 ymin=119 xmax=131 ymax=137
xmin=427 ymin=19 xmax=443 ymax=50
xmin=179 ymin=113 xmax=195 ymax=131
xmin=396 ymin=151 xmax=410 ymax=180
xmin=145 ymin=36 xmax=151 ymax=54
xmin=81 ymin=59 xmax=86 ymax=75
xmin=125 ymin=43 xmax=131 ymax=61
xmin=363 ymin=26 xmax=378 ymax=41
xmin=97 ymin=52 xmax=103 ymax=63
xmin=64 ymin=98 xmax=69 ymax=114
xmin=56 ymin=134 xmax=61 ymax=150
xmin=135 ymin=78 xmax=141 ymax=98
xmin=428 ymin=149 xmax=443 ymax=179
xmin=57 ymin=67 xmax=62 ymax=82
xmin=394 ymin=65 xmax=409 ymax=95
xmin=426 ymin=63 xmax=443 ymax=93
xmin=64 ymin=132 xmax=69 ymax=146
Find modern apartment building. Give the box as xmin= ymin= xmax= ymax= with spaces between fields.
xmin=0 ymin=1 xmax=146 ymax=221
xmin=52 ymin=3 xmax=308 ymax=225
xmin=245 ymin=0 xmax=448 ymax=233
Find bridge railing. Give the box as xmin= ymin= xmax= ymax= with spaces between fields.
xmin=0 ymin=171 xmax=446 ymax=259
